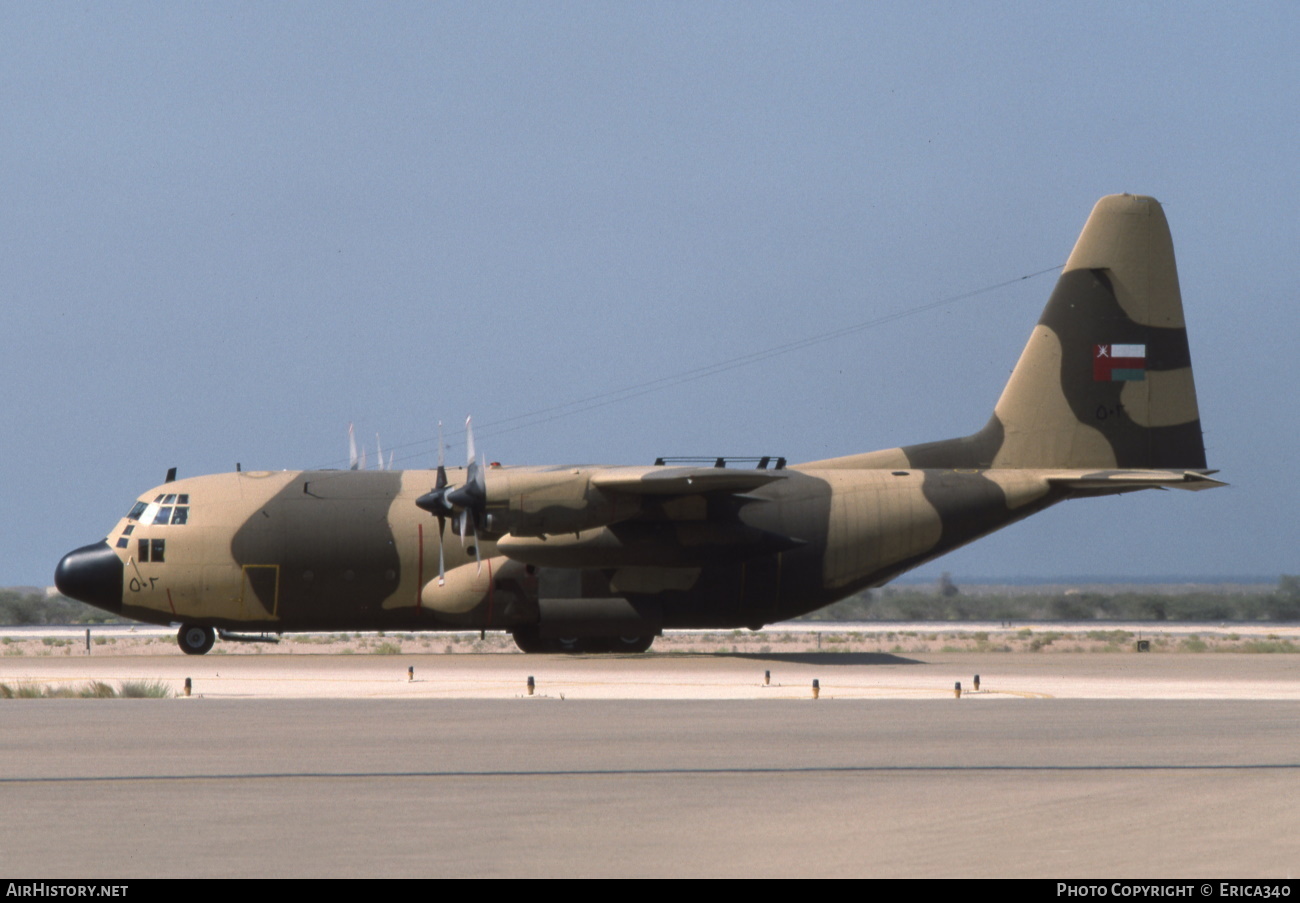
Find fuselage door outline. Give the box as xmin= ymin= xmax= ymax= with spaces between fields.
xmin=240 ymin=564 xmax=280 ymax=620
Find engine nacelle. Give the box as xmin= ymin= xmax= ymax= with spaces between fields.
xmin=421 ymin=555 xmax=530 ymax=614
xmin=481 ymin=470 xmax=641 ymax=538
xmin=497 ymin=522 xmax=802 ymax=568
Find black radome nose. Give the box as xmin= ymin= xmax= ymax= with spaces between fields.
xmin=54 ymin=541 xmax=124 ymax=613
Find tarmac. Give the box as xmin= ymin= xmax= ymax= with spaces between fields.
xmin=2 ymin=641 xmax=1299 ymax=700
xmin=3 ymin=619 xmax=1299 ymax=700
xmin=1 ymin=638 xmax=1297 ymax=877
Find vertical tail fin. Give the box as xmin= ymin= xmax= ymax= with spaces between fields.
xmin=799 ymin=195 xmax=1209 ymax=473
xmin=991 ymin=194 xmax=1206 ymax=469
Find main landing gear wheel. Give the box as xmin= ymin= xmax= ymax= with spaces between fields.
xmin=509 ymin=628 xmax=655 ymax=655
xmin=178 ymin=623 xmax=215 ymax=655
xmin=511 ymin=630 xmax=587 ymax=654
xmin=510 ymin=627 xmax=551 ymax=654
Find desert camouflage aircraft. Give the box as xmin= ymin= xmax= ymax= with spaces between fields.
xmin=55 ymin=194 xmax=1220 ymax=654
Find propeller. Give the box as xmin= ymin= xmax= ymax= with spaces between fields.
xmin=375 ymin=433 xmax=394 ymax=471
xmin=416 ymin=417 xmax=488 ymax=582
xmin=350 ymin=424 xmax=395 ymax=471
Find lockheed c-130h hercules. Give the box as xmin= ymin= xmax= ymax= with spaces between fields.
xmin=56 ymin=195 xmax=1221 ymax=655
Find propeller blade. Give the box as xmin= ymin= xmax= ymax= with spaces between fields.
xmin=462 ymin=417 xmax=484 ymax=572
xmin=466 ymin=416 xmax=488 ymax=490
xmin=465 ymin=416 xmax=476 ymax=471
xmin=436 ymin=422 xmax=447 ymax=490
xmin=472 ymin=518 xmax=482 ymax=573
xmin=437 ymin=515 xmax=446 ymax=586
xmin=348 ymin=423 xmax=359 ymax=471
xmin=435 ymin=421 xmax=447 ymax=585
xmin=460 ymin=509 xmax=482 ymax=574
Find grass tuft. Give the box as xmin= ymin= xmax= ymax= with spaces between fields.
xmin=0 ymin=679 xmax=173 ymax=699
xmin=84 ymin=681 xmax=117 ymax=698
xmin=118 ymin=679 xmax=172 ymax=698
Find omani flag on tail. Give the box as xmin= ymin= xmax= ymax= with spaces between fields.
xmin=1094 ymin=343 xmax=1146 ymax=381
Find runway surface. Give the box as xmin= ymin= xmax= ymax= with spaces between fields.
xmin=2 ymin=648 xmax=1299 ymax=699
xmin=2 ymin=652 xmax=1297 ymax=877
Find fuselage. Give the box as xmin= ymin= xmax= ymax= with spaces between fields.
xmin=55 ymin=462 xmax=1068 ymax=636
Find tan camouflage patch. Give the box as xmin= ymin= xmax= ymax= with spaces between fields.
xmin=1063 ymin=194 xmax=1185 ymax=329
xmin=992 ymin=326 xmax=1117 ymax=469
xmin=1119 ymin=367 xmax=1201 ymax=428
xmin=981 ymin=471 xmax=1053 ymax=510
xmin=820 ymin=470 xmax=942 ymax=589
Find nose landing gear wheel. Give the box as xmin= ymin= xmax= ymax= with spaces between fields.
xmin=178 ymin=623 xmax=215 ymax=655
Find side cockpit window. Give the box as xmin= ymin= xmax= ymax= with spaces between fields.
xmin=137 ymin=538 xmax=166 ymax=563
xmin=127 ymin=502 xmax=147 ymax=521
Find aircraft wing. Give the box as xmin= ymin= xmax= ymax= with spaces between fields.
xmin=589 ymin=467 xmax=787 ymax=495
xmin=493 ymin=466 xmax=797 ymax=568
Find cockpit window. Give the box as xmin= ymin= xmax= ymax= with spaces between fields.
xmin=133 ymin=498 xmax=191 ymax=527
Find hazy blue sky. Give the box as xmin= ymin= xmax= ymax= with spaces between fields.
xmin=4 ymin=3 xmax=1297 ymax=587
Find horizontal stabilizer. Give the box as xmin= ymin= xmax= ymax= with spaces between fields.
xmin=1046 ymin=470 xmax=1226 ymax=492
